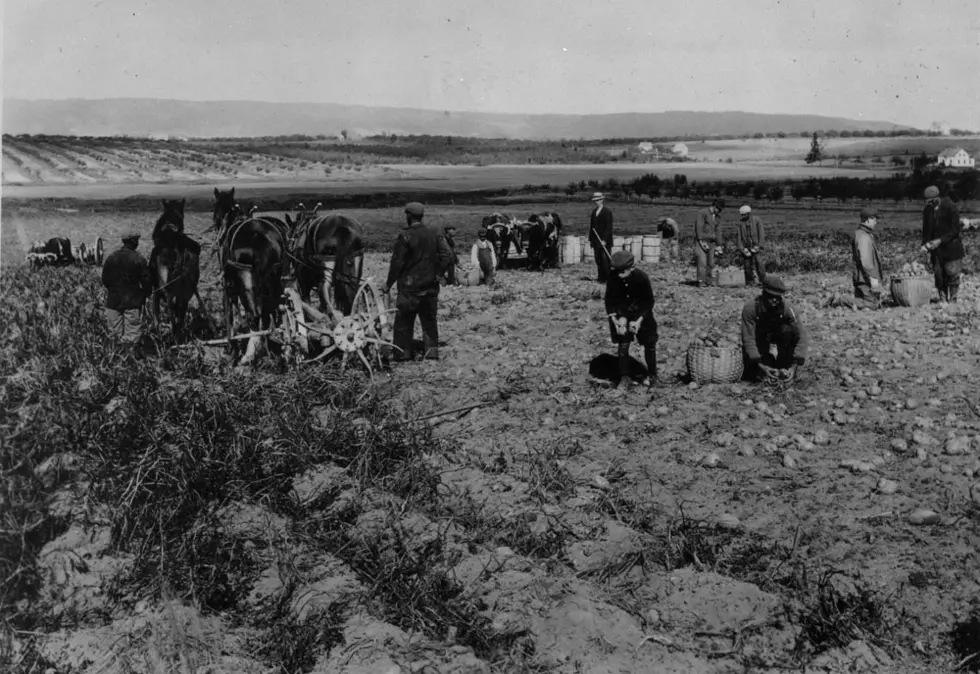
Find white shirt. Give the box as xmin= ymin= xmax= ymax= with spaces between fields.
xmin=471 ymin=240 xmax=497 ymax=268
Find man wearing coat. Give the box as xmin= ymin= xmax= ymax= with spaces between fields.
xmin=741 ymin=276 xmax=810 ymax=383
xmin=101 ymin=231 xmax=152 ymax=349
xmin=605 ymin=250 xmax=658 ymax=390
xmin=589 ymin=192 xmax=614 ymax=283
xmin=921 ymin=185 xmax=964 ymax=303
xmin=736 ymin=205 xmax=766 ymax=285
xmin=383 ymin=202 xmax=454 ymax=361
xmin=851 ymin=207 xmax=884 ymax=309
xmin=694 ymin=198 xmax=725 ymax=286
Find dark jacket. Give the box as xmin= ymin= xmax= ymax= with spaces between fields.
xmin=102 ymin=245 xmax=151 ymax=310
xmin=741 ymin=296 xmax=810 ymax=362
xmin=590 ymin=206 xmax=614 ymax=246
xmin=694 ymin=208 xmax=724 ymax=246
xmin=657 ymin=218 xmax=679 ymax=239
xmin=605 ymin=267 xmax=654 ymax=321
xmin=737 ymin=216 xmax=765 ymax=251
xmin=386 ymin=222 xmax=454 ymax=295
xmin=852 ymin=224 xmax=882 ymax=292
xmin=922 ymin=197 xmax=964 ymax=262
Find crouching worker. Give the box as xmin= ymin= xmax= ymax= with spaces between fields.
xmin=741 ymin=276 xmax=810 ymax=383
xmin=605 ymin=250 xmax=658 ymax=390
xmin=471 ymin=228 xmax=497 ymax=286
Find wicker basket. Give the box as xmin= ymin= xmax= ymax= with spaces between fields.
xmin=890 ymin=275 xmax=933 ymax=308
xmin=716 ymin=269 xmax=746 ymax=287
xmin=686 ymin=342 xmax=744 ymax=384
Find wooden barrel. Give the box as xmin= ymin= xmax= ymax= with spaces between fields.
xmin=629 ymin=236 xmax=644 ymax=260
xmin=579 ymin=236 xmax=590 ymax=262
xmin=561 ymin=235 xmax=581 ymax=264
xmin=641 ymin=235 xmax=661 ymax=262
xmin=612 ymin=235 xmax=627 ymax=252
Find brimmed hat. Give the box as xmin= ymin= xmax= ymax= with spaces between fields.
xmin=762 ymin=276 xmax=788 ymax=296
xmin=712 ymin=198 xmax=726 ymax=210
xmin=739 ymin=205 xmax=751 ymax=215
xmin=860 ymin=207 xmax=879 ymax=221
xmin=924 ymin=186 xmax=940 ymax=199
xmin=610 ymin=250 xmax=634 ymax=270
xmin=591 ymin=192 xmax=605 ymax=202
xmin=404 ymin=202 xmax=425 ymax=217
xmin=121 ymin=231 xmax=140 ymax=242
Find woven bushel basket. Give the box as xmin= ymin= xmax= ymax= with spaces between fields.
xmin=686 ymin=343 xmax=743 ymax=385
xmin=890 ymin=275 xmax=932 ymax=308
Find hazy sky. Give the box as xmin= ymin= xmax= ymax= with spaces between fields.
xmin=3 ymin=0 xmax=979 ymax=130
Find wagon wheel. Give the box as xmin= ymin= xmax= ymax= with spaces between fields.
xmin=350 ymin=277 xmax=397 ymax=367
xmin=96 ymin=238 xmax=105 ymax=265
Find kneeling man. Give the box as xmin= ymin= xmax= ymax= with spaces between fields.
xmin=741 ymin=276 xmax=810 ymax=382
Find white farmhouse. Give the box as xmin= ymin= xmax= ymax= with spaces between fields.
xmin=637 ymin=141 xmax=655 ymax=153
xmin=672 ymin=142 xmax=689 ymax=157
xmin=937 ymin=147 xmax=975 ymax=168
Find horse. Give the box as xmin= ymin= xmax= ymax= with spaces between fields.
xmin=482 ymin=213 xmax=523 ymax=268
xmin=524 ymin=212 xmax=563 ymax=271
xmin=285 ymin=205 xmax=365 ymax=316
xmin=212 ymin=187 xmax=289 ymax=341
xmin=149 ymin=200 xmax=201 ymax=340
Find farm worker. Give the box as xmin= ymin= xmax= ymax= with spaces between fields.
xmin=694 ymin=198 xmax=725 ymax=287
xmin=851 ymin=207 xmax=884 ymax=309
xmin=589 ymin=192 xmax=614 ymax=283
xmin=101 ymin=231 xmax=152 ymax=349
xmin=921 ymin=185 xmax=964 ymax=303
xmin=471 ymin=228 xmax=497 ymax=286
xmin=441 ymin=225 xmax=461 ymax=286
xmin=656 ymin=217 xmax=680 ymax=261
xmin=740 ymin=276 xmax=810 ymax=383
xmin=736 ymin=205 xmax=767 ymax=285
xmin=605 ymin=250 xmax=659 ymax=390
xmin=383 ymin=202 xmax=454 ymax=362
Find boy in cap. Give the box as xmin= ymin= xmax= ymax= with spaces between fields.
xmin=740 ymin=276 xmax=810 ymax=383
xmin=736 ymin=204 xmax=766 ymax=285
xmin=470 ymin=228 xmax=497 ymax=286
xmin=101 ymin=231 xmax=152 ymax=350
xmin=589 ymin=192 xmax=614 ymax=283
xmin=605 ymin=250 xmax=659 ymax=390
xmin=694 ymin=198 xmax=725 ymax=287
xmin=921 ymin=185 xmax=964 ymax=302
xmin=384 ymin=202 xmax=454 ymax=361
xmin=850 ymin=207 xmax=884 ymax=309
xmin=656 ymin=217 xmax=680 ymax=261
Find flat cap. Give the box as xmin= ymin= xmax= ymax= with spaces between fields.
xmin=404 ymin=202 xmax=425 ymax=217
xmin=923 ymin=186 xmax=940 ymax=199
xmin=860 ymin=207 xmax=879 ymax=221
xmin=762 ymin=276 xmax=788 ymax=296
xmin=712 ymin=198 xmax=726 ymax=210
xmin=121 ymin=230 xmax=140 ymax=241
xmin=739 ymin=205 xmax=752 ymax=215
xmin=610 ymin=250 xmax=634 ymax=270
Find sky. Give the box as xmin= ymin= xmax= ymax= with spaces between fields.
xmin=3 ymin=0 xmax=979 ymax=130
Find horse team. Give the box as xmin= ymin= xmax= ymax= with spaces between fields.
xmin=481 ymin=211 xmax=564 ymax=271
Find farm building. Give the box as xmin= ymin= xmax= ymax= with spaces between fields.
xmin=937 ymin=147 xmax=975 ymax=168
xmin=672 ymin=143 xmax=689 ymax=157
xmin=637 ymin=141 xmax=655 ymax=153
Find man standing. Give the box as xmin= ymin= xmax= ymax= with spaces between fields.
xmin=384 ymin=202 xmax=454 ymax=361
xmin=442 ymin=225 xmax=461 ymax=286
xmin=605 ymin=250 xmax=659 ymax=390
xmin=470 ymin=228 xmax=497 ymax=286
xmin=921 ymin=185 xmax=964 ymax=302
xmin=101 ymin=231 xmax=151 ymax=350
xmin=657 ymin=217 xmax=680 ymax=261
xmin=740 ymin=276 xmax=810 ymax=383
xmin=589 ymin=192 xmax=614 ymax=283
xmin=736 ymin=205 xmax=766 ymax=285
xmin=851 ymin=207 xmax=884 ymax=309
xmin=694 ymin=198 xmax=725 ymax=286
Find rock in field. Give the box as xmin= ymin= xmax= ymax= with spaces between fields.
xmin=907 ymin=509 xmax=941 ymax=526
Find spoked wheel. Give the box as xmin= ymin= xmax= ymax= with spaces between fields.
xmin=350 ymin=277 xmax=396 ymax=370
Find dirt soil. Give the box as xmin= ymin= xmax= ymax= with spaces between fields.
xmin=29 ymin=254 xmax=980 ymax=673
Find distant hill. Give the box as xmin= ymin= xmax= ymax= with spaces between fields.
xmin=1 ymin=98 xmax=912 ymax=140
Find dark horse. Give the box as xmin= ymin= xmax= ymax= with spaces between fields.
xmin=482 ymin=213 xmax=523 ymax=269
xmin=524 ymin=212 xmax=563 ymax=271
xmin=285 ymin=204 xmax=365 ymax=316
xmin=150 ymin=199 xmax=201 ymax=339
xmin=212 ymin=187 xmax=289 ymax=338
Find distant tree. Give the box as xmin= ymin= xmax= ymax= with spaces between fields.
xmin=799 ymin=131 xmax=811 ymax=138
xmin=805 ymin=132 xmax=824 ymax=164
xmin=791 ymin=183 xmax=807 ymax=202
xmin=891 ymin=156 xmax=906 ymax=167
xmin=753 ymin=184 xmax=768 ymax=201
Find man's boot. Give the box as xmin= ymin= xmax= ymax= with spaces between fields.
xmin=948 ymin=284 xmax=959 ymax=303
xmin=616 ymin=342 xmax=631 ymax=390
xmin=643 ymin=345 xmax=658 ymax=387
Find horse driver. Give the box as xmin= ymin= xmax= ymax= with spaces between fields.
xmin=101 ymin=231 xmax=152 ymax=355
xmin=740 ymin=276 xmax=810 ymax=383
xmin=605 ymin=250 xmax=659 ymax=390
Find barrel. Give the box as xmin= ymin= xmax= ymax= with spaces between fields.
xmin=561 ymin=235 xmax=581 ymax=264
xmin=612 ymin=235 xmax=627 ymax=252
xmin=629 ymin=236 xmax=644 ymax=260
xmin=641 ymin=235 xmax=661 ymax=263
xmin=579 ymin=236 xmax=590 ymax=262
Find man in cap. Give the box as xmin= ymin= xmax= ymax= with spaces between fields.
xmin=470 ymin=227 xmax=497 ymax=286
xmin=921 ymin=185 xmax=964 ymax=302
xmin=850 ymin=207 xmax=885 ymax=309
xmin=101 ymin=231 xmax=152 ymax=350
xmin=694 ymin=198 xmax=725 ymax=287
xmin=605 ymin=250 xmax=659 ymax=390
xmin=656 ymin=217 xmax=680 ymax=261
xmin=589 ymin=192 xmax=614 ymax=283
xmin=441 ymin=225 xmax=461 ymax=286
xmin=736 ymin=205 xmax=767 ymax=285
xmin=383 ymin=202 xmax=454 ymax=361
xmin=740 ymin=276 xmax=810 ymax=383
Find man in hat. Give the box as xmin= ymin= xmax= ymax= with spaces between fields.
xmin=383 ymin=202 xmax=454 ymax=361
xmin=656 ymin=217 xmax=680 ymax=261
xmin=741 ymin=276 xmax=810 ymax=383
xmin=694 ymin=198 xmax=725 ymax=286
xmin=921 ymin=185 xmax=964 ymax=302
xmin=589 ymin=192 xmax=614 ymax=283
xmin=736 ymin=205 xmax=766 ymax=285
xmin=441 ymin=225 xmax=461 ymax=286
xmin=101 ymin=231 xmax=152 ymax=349
xmin=470 ymin=227 xmax=497 ymax=286
xmin=605 ymin=250 xmax=659 ymax=390
xmin=850 ymin=207 xmax=884 ymax=309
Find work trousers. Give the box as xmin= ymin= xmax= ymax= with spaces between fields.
xmin=932 ymin=255 xmax=962 ymax=301
xmin=694 ymin=244 xmax=715 ymax=286
xmin=392 ymin=292 xmax=439 ymax=360
xmin=742 ymin=253 xmax=767 ymax=285
xmin=593 ymin=241 xmax=612 ymax=283
xmin=105 ymin=307 xmax=142 ymax=343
